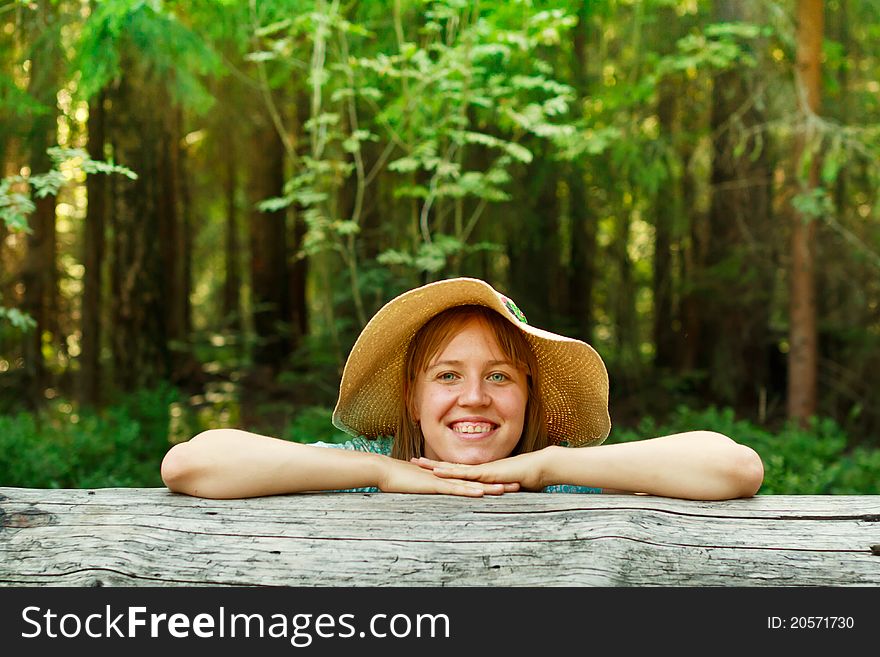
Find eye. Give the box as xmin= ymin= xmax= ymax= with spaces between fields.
xmin=488 ymin=372 xmax=507 ymax=382
xmin=438 ymin=372 xmax=458 ymax=382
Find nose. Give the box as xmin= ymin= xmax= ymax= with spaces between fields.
xmin=458 ymin=377 xmax=491 ymax=407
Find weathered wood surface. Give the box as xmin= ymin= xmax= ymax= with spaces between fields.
xmin=1 ymin=487 xmax=879 ymax=586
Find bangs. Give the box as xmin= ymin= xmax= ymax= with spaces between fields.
xmin=408 ymin=305 xmax=532 ymax=378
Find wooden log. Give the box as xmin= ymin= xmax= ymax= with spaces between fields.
xmin=1 ymin=488 xmax=878 ymax=586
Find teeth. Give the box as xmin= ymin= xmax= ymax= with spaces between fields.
xmin=451 ymin=422 xmax=495 ymax=434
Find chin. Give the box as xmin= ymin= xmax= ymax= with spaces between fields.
xmin=454 ymin=453 xmax=495 ymax=465
xmin=423 ymin=425 xmax=521 ymax=464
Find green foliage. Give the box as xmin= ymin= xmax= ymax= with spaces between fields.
xmin=4 ymin=392 xmax=878 ymax=493
xmin=665 ymin=22 xmax=768 ymax=73
xmin=0 ymin=304 xmax=36 ymax=331
xmin=0 ymin=71 xmax=48 ymax=124
xmin=283 ymin=405 xmax=349 ymax=445
xmin=0 ymin=147 xmax=137 ymax=331
xmin=252 ymin=0 xmax=583 ymax=278
xmin=51 ymin=147 xmax=138 ymax=179
xmin=0 ymin=385 xmax=179 ymax=488
xmin=0 ymin=147 xmax=136 ymax=232
xmin=74 ymin=0 xmax=220 ymax=107
xmin=610 ymin=406 xmax=880 ymax=495
xmin=0 ymin=179 xmax=33 ymax=233
xmin=378 ymin=234 xmax=502 ymax=274
xmin=792 ymin=187 xmax=834 ymax=220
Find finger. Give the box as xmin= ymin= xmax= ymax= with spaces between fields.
xmin=478 ymin=481 xmax=517 ymax=494
xmin=410 ymin=458 xmax=435 ymax=471
xmin=412 ymin=457 xmax=457 ymax=469
xmin=438 ymin=477 xmax=507 ymax=496
xmin=444 ymin=482 xmax=485 ymax=497
xmin=415 ymin=457 xmax=470 ymax=468
xmin=433 ymin=465 xmax=480 ymax=479
xmin=436 ymin=468 xmax=520 ymax=492
xmin=479 ymin=482 xmax=508 ymax=495
xmin=452 ymin=478 xmax=508 ymax=495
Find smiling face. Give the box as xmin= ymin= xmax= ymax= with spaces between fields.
xmin=411 ymin=316 xmax=529 ymax=464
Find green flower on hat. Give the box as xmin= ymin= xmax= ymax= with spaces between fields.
xmin=500 ymin=295 xmax=528 ymax=324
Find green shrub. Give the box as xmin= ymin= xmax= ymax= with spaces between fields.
xmin=3 ymin=396 xmax=877 ymax=493
xmin=284 ymin=405 xmax=351 ymax=445
xmin=609 ymin=406 xmax=880 ymax=494
xmin=0 ymin=385 xmax=177 ymax=488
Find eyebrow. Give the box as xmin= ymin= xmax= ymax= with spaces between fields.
xmin=427 ymin=359 xmax=514 ymax=370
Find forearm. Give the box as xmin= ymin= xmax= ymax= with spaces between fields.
xmin=543 ymin=431 xmax=764 ymax=500
xmin=161 ymin=429 xmax=384 ymax=498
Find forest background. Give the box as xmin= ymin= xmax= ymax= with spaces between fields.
xmin=1 ymin=0 xmax=879 ymax=494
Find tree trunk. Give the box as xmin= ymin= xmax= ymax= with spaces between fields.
xmin=820 ymin=0 xmax=853 ymax=428
xmin=699 ymin=0 xmax=776 ymax=412
xmin=507 ymin=164 xmax=561 ymax=330
xmin=107 ymin=54 xmax=171 ymax=391
xmin=177 ymin=107 xmax=194 ymax=340
xmin=222 ymin=127 xmax=241 ymax=332
xmin=288 ymin=86 xmax=311 ymax=355
xmin=0 ymin=137 xmax=9 ymax=294
xmin=248 ymin=111 xmax=289 ymax=373
xmin=788 ymin=0 xmax=823 ymax=424
xmin=653 ymin=77 xmax=678 ymax=371
xmin=165 ymin=105 xmax=197 ymax=384
xmin=288 ymin=207 xmax=308 ymax=354
xmin=157 ymin=96 xmax=182 ymax=366
xmin=79 ymin=89 xmax=107 ymax=408
xmin=0 ymin=137 xmax=23 ymax=316
xmin=567 ymin=167 xmax=598 ymax=344
xmin=20 ymin=2 xmax=59 ymax=405
xmin=567 ymin=0 xmax=597 ymax=344
xmin=679 ymin=174 xmax=706 ymax=375
xmin=0 ymin=137 xmax=7 ymax=298
xmin=612 ymin=203 xmax=640 ymax=392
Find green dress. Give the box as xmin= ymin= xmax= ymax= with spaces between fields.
xmin=312 ymin=436 xmax=602 ymax=494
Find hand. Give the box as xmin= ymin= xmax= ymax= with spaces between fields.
xmin=411 ymin=449 xmax=553 ymax=491
xmin=377 ymin=457 xmax=517 ymax=497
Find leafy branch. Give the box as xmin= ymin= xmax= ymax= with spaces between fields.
xmin=0 ymin=148 xmax=137 ymax=330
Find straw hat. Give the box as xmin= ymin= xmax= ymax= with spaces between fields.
xmin=332 ymin=277 xmax=611 ymax=447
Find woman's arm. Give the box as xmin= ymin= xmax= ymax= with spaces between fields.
xmin=160 ymin=429 xmax=517 ymax=499
xmin=415 ymin=431 xmax=764 ymax=500
xmin=542 ymin=431 xmax=764 ymax=500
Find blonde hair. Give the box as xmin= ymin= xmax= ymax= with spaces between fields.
xmin=392 ymin=305 xmax=547 ymax=461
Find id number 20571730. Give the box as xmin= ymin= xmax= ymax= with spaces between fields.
xmin=768 ymin=617 xmax=854 ymax=630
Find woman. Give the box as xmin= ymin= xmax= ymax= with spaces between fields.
xmin=161 ymin=278 xmax=764 ymax=500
